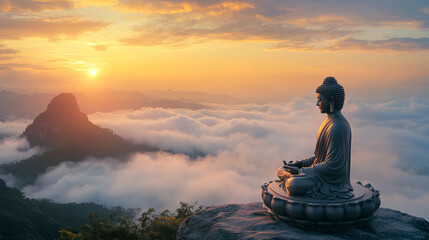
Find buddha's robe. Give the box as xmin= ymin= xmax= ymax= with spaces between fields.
xmin=278 ymin=112 xmax=354 ymax=199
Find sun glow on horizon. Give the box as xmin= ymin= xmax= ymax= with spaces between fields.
xmin=89 ymin=69 xmax=97 ymax=76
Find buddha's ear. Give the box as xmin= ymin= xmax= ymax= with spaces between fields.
xmin=329 ymin=96 xmax=335 ymax=113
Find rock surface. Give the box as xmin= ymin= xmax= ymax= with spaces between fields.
xmin=177 ymin=202 xmax=429 ymax=240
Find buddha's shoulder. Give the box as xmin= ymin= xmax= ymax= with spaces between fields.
xmin=329 ymin=116 xmax=350 ymax=131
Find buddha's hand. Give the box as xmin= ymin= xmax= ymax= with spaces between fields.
xmin=287 ymin=160 xmax=303 ymax=168
xmin=283 ymin=165 xmax=299 ymax=174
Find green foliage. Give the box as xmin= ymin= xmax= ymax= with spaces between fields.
xmin=0 ymin=178 xmax=202 ymax=240
xmin=0 ymin=179 xmax=135 ymax=240
xmin=0 ymin=179 xmax=61 ymax=240
xmin=58 ymin=202 xmax=203 ymax=240
xmin=74 ymin=214 xmax=140 ymax=240
xmin=139 ymin=202 xmax=204 ymax=240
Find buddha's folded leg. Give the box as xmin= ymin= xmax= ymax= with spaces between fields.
xmin=286 ymin=176 xmax=315 ymax=196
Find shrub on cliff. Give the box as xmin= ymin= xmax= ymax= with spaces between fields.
xmin=58 ymin=202 xmax=203 ymax=240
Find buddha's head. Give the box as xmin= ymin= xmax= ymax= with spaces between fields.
xmin=315 ymin=77 xmax=345 ymax=114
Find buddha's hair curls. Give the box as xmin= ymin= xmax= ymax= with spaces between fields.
xmin=316 ymin=76 xmax=345 ymax=110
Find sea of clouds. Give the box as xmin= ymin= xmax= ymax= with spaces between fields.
xmin=1 ymin=97 xmax=428 ymax=220
xmin=0 ymin=119 xmax=41 ymax=164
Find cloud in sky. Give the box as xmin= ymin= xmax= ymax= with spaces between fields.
xmin=328 ymin=37 xmax=429 ymax=52
xmin=0 ymin=0 xmax=74 ymax=12
xmin=7 ymin=0 xmax=423 ymax=50
xmin=119 ymin=0 xmax=351 ymax=47
xmin=116 ymin=0 xmax=254 ymax=14
xmin=0 ymin=45 xmax=18 ymax=55
xmin=121 ymin=14 xmax=350 ymax=47
xmin=91 ymin=44 xmax=108 ymax=51
xmin=2 ymin=97 xmax=427 ymax=219
xmin=115 ymin=0 xmax=429 ymax=26
xmin=117 ymin=0 xmax=429 ymax=49
xmin=0 ymin=0 xmax=428 ymax=50
xmin=0 ymin=15 xmax=108 ymax=40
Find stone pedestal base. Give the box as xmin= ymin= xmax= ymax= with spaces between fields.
xmin=261 ymin=181 xmax=381 ymax=228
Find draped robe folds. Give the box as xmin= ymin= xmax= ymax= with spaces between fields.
xmin=301 ymin=112 xmax=354 ymax=199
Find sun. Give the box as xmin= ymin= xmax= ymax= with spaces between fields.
xmin=89 ymin=69 xmax=97 ymax=76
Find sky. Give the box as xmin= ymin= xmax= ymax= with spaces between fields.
xmin=0 ymin=0 xmax=429 ymax=100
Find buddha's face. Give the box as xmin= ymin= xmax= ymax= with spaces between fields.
xmin=316 ymin=93 xmax=330 ymax=113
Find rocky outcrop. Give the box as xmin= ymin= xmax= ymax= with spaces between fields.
xmin=21 ymin=92 xmax=156 ymax=154
xmin=177 ymin=202 xmax=429 ymax=240
xmin=23 ymin=93 xmax=103 ymax=149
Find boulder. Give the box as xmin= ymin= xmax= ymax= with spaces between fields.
xmin=177 ymin=202 xmax=429 ymax=240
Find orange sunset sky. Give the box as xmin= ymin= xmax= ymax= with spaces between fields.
xmin=1 ymin=0 xmax=429 ymax=100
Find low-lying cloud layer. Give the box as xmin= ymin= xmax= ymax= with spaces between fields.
xmin=0 ymin=118 xmax=31 ymax=138
xmin=1 ymin=97 xmax=429 ymax=220
xmin=0 ymin=119 xmax=41 ymax=164
xmin=0 ymin=137 xmax=40 ymax=164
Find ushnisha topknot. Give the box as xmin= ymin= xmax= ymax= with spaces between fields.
xmin=316 ymin=76 xmax=345 ymax=110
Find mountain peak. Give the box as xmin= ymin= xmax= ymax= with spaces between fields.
xmin=46 ymin=93 xmax=81 ymax=115
xmin=6 ymin=93 xmax=157 ymax=184
xmin=23 ymin=93 xmax=91 ymax=148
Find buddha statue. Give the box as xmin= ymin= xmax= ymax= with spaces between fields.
xmin=277 ymin=76 xmax=354 ymax=200
xmin=261 ymin=77 xmax=380 ymax=226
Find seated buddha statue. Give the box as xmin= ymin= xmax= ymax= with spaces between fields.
xmin=277 ymin=77 xmax=354 ymax=200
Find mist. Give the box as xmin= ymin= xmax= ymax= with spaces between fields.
xmin=0 ymin=119 xmax=41 ymax=164
xmin=1 ymin=97 xmax=428 ymax=220
xmin=0 ymin=137 xmax=41 ymax=164
xmin=0 ymin=119 xmax=32 ymax=138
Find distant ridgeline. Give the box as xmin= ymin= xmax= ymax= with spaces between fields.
xmin=0 ymin=90 xmax=208 ymax=121
xmin=0 ymin=178 xmax=135 ymax=240
xmin=0 ymin=93 xmax=158 ymax=185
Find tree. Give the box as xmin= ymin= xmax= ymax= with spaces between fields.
xmin=58 ymin=202 xmax=203 ymax=240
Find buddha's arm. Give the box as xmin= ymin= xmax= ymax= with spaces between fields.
xmin=301 ymin=155 xmax=316 ymax=167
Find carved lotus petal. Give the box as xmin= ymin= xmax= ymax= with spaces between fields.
xmin=361 ymin=198 xmax=375 ymax=217
xmin=271 ymin=197 xmax=287 ymax=215
xmin=286 ymin=201 xmax=305 ymax=219
xmin=263 ymin=191 xmax=272 ymax=208
xmin=305 ymin=203 xmax=324 ymax=221
xmin=345 ymin=202 xmax=361 ymax=220
xmin=325 ymin=204 xmax=344 ymax=221
xmin=373 ymin=191 xmax=381 ymax=210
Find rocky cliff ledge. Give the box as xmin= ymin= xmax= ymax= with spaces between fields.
xmin=177 ymin=202 xmax=429 ymax=240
